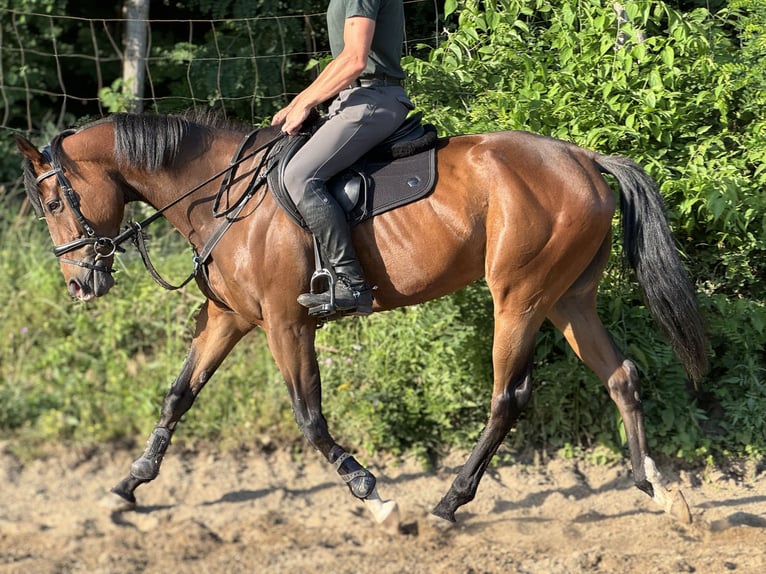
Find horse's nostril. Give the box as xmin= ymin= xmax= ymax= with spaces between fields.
xmin=68 ymin=279 xmax=83 ymax=299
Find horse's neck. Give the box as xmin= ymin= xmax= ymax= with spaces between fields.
xmin=126 ymin=129 xmax=276 ymax=249
xmin=135 ymin=158 xmax=251 ymax=246
xmin=123 ymin=165 xmax=200 ymax=240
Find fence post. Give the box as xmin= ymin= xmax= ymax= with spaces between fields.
xmin=123 ymin=0 xmax=150 ymax=112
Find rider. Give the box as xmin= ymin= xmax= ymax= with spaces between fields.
xmin=271 ymin=0 xmax=413 ymax=315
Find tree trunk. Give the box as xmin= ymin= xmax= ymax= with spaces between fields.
xmin=122 ymin=0 xmax=150 ymax=112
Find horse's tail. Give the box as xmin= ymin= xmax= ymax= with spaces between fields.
xmin=595 ymin=154 xmax=708 ymax=383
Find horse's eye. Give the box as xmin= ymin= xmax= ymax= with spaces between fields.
xmin=46 ymin=199 xmax=62 ymax=213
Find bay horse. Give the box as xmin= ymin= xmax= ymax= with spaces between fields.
xmin=16 ymin=112 xmax=707 ymax=529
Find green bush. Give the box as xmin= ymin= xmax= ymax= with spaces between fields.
xmin=0 ymin=220 xmax=277 ymax=443
xmin=317 ymin=284 xmax=492 ymax=459
xmin=1 ymin=1 xmax=764 ymax=468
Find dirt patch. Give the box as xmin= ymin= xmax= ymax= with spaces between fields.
xmin=1 ymin=442 xmax=764 ymax=573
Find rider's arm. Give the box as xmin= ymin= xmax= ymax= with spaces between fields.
xmin=272 ymin=16 xmax=375 ymax=135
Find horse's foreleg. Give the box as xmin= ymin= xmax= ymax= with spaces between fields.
xmin=432 ymin=315 xmax=537 ymax=523
xmin=108 ymin=300 xmax=252 ymax=510
xmin=549 ymin=295 xmax=692 ymax=524
xmin=266 ymin=322 xmax=398 ymax=528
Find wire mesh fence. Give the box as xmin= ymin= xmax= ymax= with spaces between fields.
xmin=1 ymin=1 xmax=440 ymax=137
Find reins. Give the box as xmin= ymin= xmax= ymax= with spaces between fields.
xmin=37 ymin=128 xmax=286 ymax=291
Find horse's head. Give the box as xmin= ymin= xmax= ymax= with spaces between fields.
xmin=16 ymin=129 xmax=124 ymax=301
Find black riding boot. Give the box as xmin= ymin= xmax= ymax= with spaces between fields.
xmin=295 ymin=182 xmax=373 ymax=315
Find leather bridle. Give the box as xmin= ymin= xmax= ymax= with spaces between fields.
xmin=35 ymin=130 xmax=121 ymax=273
xmin=34 ymin=128 xmax=286 ymax=290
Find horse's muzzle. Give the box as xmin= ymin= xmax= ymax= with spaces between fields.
xmin=67 ymin=266 xmax=115 ymax=301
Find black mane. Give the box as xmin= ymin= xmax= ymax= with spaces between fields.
xmin=110 ymin=111 xmax=252 ymax=171
xmin=21 ymin=111 xmax=261 ymax=216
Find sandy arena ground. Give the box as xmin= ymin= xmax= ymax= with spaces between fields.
xmin=1 ymin=442 xmax=765 ymax=573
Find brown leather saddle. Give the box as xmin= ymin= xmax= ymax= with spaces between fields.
xmin=268 ymin=112 xmax=439 ymax=229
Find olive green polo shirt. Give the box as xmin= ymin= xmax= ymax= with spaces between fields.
xmin=326 ymin=0 xmax=405 ymax=79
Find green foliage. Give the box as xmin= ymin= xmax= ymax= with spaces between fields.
xmin=0 ymin=0 xmax=69 ymax=182
xmin=98 ymin=79 xmax=137 ymax=114
xmin=317 ymin=284 xmax=492 ymax=459
xmin=1 ymin=0 xmax=764 ymax=468
xmin=700 ymin=295 xmax=766 ymax=452
xmin=0 ymin=220 xmax=288 ymax=445
xmin=142 ymin=14 xmax=312 ymax=118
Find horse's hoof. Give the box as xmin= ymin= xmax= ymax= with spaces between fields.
xmin=363 ymin=487 xmax=400 ymax=534
xmin=376 ymin=500 xmax=401 ymax=535
xmin=427 ymin=510 xmax=456 ymax=533
xmin=100 ymin=490 xmax=136 ymax=512
xmin=643 ymin=456 xmax=692 ymax=525
xmin=430 ymin=503 xmax=457 ymax=524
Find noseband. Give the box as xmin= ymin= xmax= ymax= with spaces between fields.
xmin=35 ymin=128 xmax=286 ymax=289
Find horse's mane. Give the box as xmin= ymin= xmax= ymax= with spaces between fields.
xmin=21 ymin=111 xmax=261 ymax=215
xmin=109 ymin=111 xmax=252 ymax=171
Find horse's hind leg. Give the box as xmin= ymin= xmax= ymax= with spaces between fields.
xmin=432 ymin=308 xmax=538 ymax=523
xmin=547 ymin=253 xmax=692 ymax=523
xmin=107 ymin=300 xmax=253 ymax=509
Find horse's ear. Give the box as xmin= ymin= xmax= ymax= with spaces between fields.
xmin=15 ymin=135 xmax=44 ymax=164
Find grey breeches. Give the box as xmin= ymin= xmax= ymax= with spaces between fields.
xmin=283 ymin=84 xmax=413 ymax=205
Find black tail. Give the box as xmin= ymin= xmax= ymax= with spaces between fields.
xmin=596 ymin=155 xmax=708 ymax=382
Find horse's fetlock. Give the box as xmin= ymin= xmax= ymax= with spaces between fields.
xmin=130 ymin=457 xmax=160 ymax=481
xmin=348 ymin=470 xmax=377 ymax=499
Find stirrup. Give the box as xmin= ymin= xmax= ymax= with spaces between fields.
xmin=306 ymin=267 xmax=339 ymax=319
xmin=303 ymin=234 xmax=343 ymax=319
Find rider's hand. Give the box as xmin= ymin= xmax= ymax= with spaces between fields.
xmin=271 ymin=104 xmax=310 ymax=136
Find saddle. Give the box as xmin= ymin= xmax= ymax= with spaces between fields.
xmin=268 ymin=112 xmax=438 ymax=229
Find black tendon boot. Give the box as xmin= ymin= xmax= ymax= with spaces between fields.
xmin=295 ymin=183 xmax=373 ymax=315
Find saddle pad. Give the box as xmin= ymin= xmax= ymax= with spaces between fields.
xmin=353 ymin=147 xmax=436 ymax=223
xmin=268 ymin=137 xmax=437 ymax=229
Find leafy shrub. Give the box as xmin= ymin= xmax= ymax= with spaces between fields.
xmin=1 ymin=1 xmax=764 ymax=468
xmin=317 ymin=284 xmax=492 ymax=460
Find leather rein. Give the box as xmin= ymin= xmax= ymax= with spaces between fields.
xmin=35 ymin=128 xmax=286 ymax=291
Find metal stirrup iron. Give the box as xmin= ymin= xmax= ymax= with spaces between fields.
xmin=307 ymin=235 xmax=338 ymax=318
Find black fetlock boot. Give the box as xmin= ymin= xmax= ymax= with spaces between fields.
xmin=295 ymin=182 xmax=373 ymax=315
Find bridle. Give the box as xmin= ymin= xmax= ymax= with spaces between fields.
xmin=35 ymin=130 xmax=119 ymax=273
xmin=35 ymin=128 xmax=286 ymax=290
